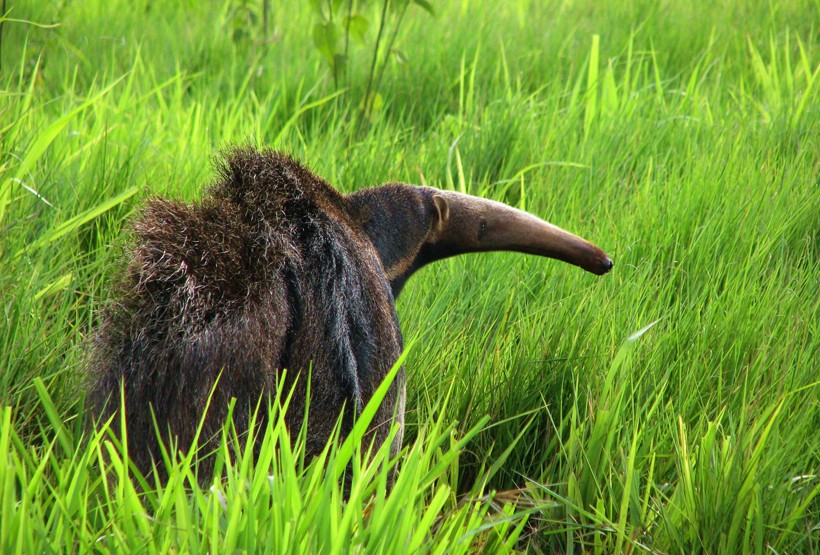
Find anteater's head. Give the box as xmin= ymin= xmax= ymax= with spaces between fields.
xmin=347 ymin=185 xmax=613 ymax=298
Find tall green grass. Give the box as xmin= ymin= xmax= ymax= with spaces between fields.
xmin=1 ymin=0 xmax=818 ymax=551
xmin=1 ymin=367 xmax=532 ymax=552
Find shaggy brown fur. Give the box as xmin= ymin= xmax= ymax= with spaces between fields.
xmin=89 ymin=148 xmax=403 ymax=482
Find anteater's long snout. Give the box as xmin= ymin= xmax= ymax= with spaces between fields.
xmin=491 ymin=203 xmax=614 ymax=275
xmin=432 ymin=190 xmax=614 ymax=275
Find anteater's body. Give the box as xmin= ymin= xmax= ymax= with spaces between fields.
xmin=89 ymin=147 xmax=612 ymax=482
xmin=90 ymin=150 xmax=404 ymax=477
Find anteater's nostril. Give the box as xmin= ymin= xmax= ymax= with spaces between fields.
xmin=601 ymin=257 xmax=614 ymax=273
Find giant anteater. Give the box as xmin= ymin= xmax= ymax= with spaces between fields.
xmin=88 ymin=147 xmax=613 ymax=483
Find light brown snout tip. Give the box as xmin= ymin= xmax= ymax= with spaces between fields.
xmin=592 ymin=256 xmax=614 ymax=275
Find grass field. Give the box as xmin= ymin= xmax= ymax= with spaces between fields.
xmin=1 ymin=0 xmax=818 ymax=552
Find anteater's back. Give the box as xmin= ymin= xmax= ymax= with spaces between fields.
xmin=88 ymin=148 xmax=403 ymax=481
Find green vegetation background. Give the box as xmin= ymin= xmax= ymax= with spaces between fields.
xmin=0 ymin=0 xmax=817 ymax=552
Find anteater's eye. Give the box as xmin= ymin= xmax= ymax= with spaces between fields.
xmin=478 ymin=219 xmax=487 ymax=240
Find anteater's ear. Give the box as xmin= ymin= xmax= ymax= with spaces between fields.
xmin=432 ymin=194 xmax=450 ymax=233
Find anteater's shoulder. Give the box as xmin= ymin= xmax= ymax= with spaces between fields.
xmin=208 ymin=146 xmax=348 ymax=223
xmin=121 ymin=148 xmax=352 ymax=321
xmin=129 ymin=196 xmax=263 ymax=308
